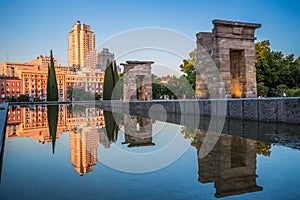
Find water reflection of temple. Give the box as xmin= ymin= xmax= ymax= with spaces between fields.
xmin=122 ymin=115 xmax=155 ymax=147
xmin=196 ymin=130 xmax=263 ymax=198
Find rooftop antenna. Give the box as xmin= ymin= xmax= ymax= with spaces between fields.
xmin=77 ymin=16 xmax=80 ymax=23
xmin=6 ymin=52 xmax=9 ymax=61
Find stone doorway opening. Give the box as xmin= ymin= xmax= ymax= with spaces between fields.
xmin=230 ymin=49 xmax=246 ymax=98
xmin=136 ymin=75 xmax=146 ymax=100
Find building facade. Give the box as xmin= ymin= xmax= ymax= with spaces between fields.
xmin=65 ymin=69 xmax=104 ymax=100
xmin=68 ymin=21 xmax=96 ymax=68
xmin=0 ymin=75 xmax=22 ymax=102
xmin=1 ymin=56 xmax=104 ymax=101
xmin=1 ymin=61 xmax=66 ymax=101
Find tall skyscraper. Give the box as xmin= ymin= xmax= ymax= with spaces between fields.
xmin=68 ymin=21 xmax=96 ymax=68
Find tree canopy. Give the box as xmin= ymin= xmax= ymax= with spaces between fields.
xmin=255 ymin=40 xmax=300 ymax=97
xmin=179 ymin=49 xmax=196 ymax=90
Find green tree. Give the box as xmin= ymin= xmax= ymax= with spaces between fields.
xmin=67 ymin=87 xmax=73 ymax=100
xmin=166 ymin=75 xmax=194 ymax=98
xmin=103 ymin=60 xmax=121 ymax=100
xmin=257 ymin=82 xmax=269 ymax=97
xmin=290 ymin=58 xmax=300 ymax=89
xmin=151 ymin=74 xmax=174 ymax=99
xmin=255 ymin=40 xmax=300 ymax=97
xmin=18 ymin=94 xmax=29 ymax=102
xmin=179 ymin=49 xmax=197 ymax=90
xmin=112 ymin=61 xmax=121 ymax=100
xmin=103 ymin=61 xmax=114 ymax=100
xmin=71 ymin=88 xmax=95 ymax=101
xmin=47 ymin=50 xmax=58 ymax=101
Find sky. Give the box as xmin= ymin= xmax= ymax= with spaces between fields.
xmin=0 ymin=0 xmax=300 ymax=75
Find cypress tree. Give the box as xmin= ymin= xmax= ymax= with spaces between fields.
xmin=112 ymin=61 xmax=121 ymax=100
xmin=47 ymin=50 xmax=58 ymax=101
xmin=103 ymin=60 xmax=121 ymax=100
xmin=113 ymin=60 xmax=119 ymax=85
xmin=103 ymin=60 xmax=114 ymax=100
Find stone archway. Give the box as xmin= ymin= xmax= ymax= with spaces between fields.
xmin=122 ymin=61 xmax=153 ymax=101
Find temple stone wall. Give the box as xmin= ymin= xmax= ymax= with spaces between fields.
xmin=196 ymin=20 xmax=261 ymax=98
xmin=122 ymin=61 xmax=153 ymax=101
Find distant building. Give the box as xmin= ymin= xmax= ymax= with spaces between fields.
xmin=68 ymin=21 xmax=96 ymax=68
xmin=160 ymin=75 xmax=172 ymax=84
xmin=97 ymin=48 xmax=114 ymax=71
xmin=65 ymin=66 xmax=104 ymax=98
xmin=0 ymin=75 xmax=22 ymax=102
xmin=28 ymin=55 xmax=58 ymax=68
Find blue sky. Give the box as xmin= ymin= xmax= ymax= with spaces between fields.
xmin=0 ymin=0 xmax=300 ymax=73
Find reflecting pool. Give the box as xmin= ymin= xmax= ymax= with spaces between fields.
xmin=0 ymin=104 xmax=300 ymax=199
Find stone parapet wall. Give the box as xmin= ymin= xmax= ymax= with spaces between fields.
xmin=106 ymin=98 xmax=300 ymax=124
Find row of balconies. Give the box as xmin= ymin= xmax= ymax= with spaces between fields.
xmin=1 ymin=83 xmax=20 ymax=86
xmin=1 ymin=90 xmax=20 ymax=93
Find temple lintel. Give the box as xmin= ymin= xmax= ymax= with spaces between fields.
xmin=212 ymin=19 xmax=261 ymax=29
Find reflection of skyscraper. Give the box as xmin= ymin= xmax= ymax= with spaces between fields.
xmin=68 ymin=107 xmax=104 ymax=176
xmin=196 ymin=131 xmax=262 ymax=198
xmin=70 ymin=127 xmax=99 ymax=176
xmin=122 ymin=115 xmax=155 ymax=147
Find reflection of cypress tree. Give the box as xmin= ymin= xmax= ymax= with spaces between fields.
xmin=47 ymin=105 xmax=59 ymax=154
xmin=103 ymin=110 xmax=119 ymax=142
xmin=47 ymin=50 xmax=58 ymax=101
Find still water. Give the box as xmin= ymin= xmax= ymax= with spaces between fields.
xmin=0 ymin=104 xmax=300 ymax=199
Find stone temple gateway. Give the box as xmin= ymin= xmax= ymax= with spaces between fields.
xmin=196 ymin=20 xmax=261 ymax=98
xmin=122 ymin=61 xmax=153 ymax=101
